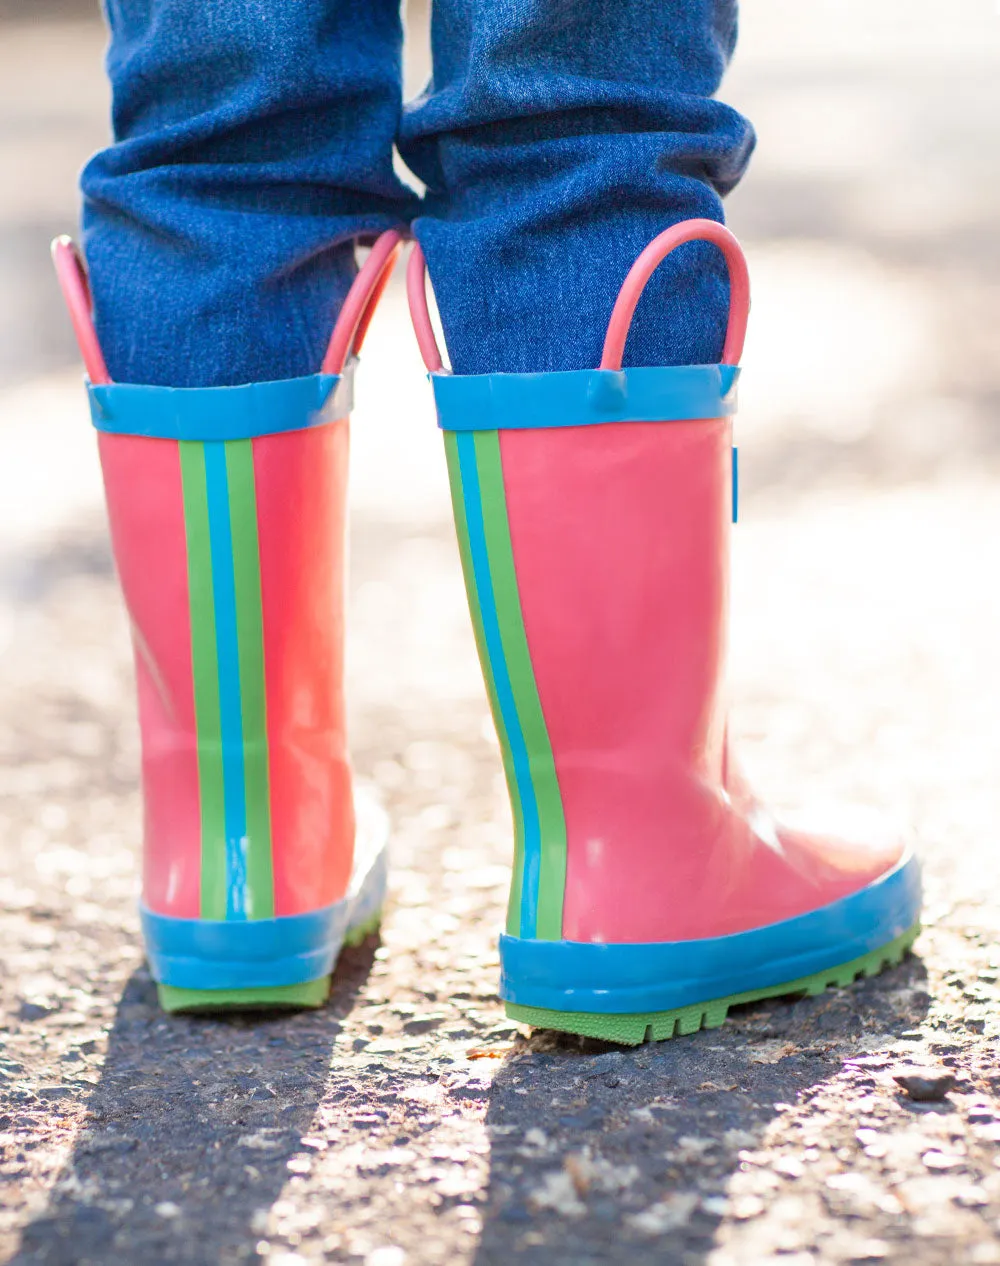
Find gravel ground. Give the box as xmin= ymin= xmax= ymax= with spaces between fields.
xmin=2 ymin=4 xmax=1000 ymax=1264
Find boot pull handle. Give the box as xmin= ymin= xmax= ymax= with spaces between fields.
xmin=52 ymin=229 xmax=405 ymax=386
xmin=407 ymin=220 xmax=749 ymax=375
xmin=600 ymin=219 xmax=750 ymax=371
xmin=407 ymin=242 xmax=444 ymax=372
xmin=322 ymin=229 xmax=406 ymax=375
xmin=50 ymin=236 xmax=111 ymax=385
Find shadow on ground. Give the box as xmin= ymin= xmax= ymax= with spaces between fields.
xmin=473 ymin=950 xmax=931 ymax=1265
xmin=11 ymin=939 xmax=379 ymax=1266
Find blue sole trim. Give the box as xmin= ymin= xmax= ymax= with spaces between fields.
xmin=432 ymin=364 xmax=738 ymax=432
xmin=141 ymin=807 xmax=389 ymax=990
xmin=499 ymin=852 xmax=921 ymax=1014
xmin=88 ymin=366 xmax=353 ymax=441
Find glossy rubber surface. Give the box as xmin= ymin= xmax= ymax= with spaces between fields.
xmin=98 ymin=398 xmax=355 ymax=922
xmin=506 ymin=924 xmax=919 ymax=1045
xmin=500 ymin=415 xmax=909 ymax=943
xmin=255 ymin=422 xmax=354 ymax=915
xmin=431 ymin=364 xmax=739 ymax=431
xmin=88 ymin=369 xmax=352 ymax=440
xmin=99 ymin=432 xmax=202 ymax=917
xmin=499 ymin=850 xmax=920 ymax=1013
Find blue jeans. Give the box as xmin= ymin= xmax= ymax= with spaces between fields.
xmin=82 ymin=1 xmax=753 ymax=386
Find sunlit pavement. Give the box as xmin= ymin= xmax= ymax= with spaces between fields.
xmin=1 ymin=4 xmax=1000 ymax=1265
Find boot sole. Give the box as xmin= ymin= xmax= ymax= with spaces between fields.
xmin=504 ymin=923 xmax=919 ymax=1045
xmin=156 ymin=907 xmax=383 ymax=1014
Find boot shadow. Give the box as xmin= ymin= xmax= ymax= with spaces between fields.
xmin=473 ymin=950 xmax=931 ymax=1266
xmin=10 ymin=936 xmax=380 ymax=1266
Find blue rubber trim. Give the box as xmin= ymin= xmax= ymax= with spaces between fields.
xmin=87 ymin=364 xmax=354 ymax=441
xmin=456 ymin=433 xmax=543 ymax=938
xmin=141 ymin=901 xmax=353 ymax=990
xmin=432 ymin=364 xmax=738 ymax=432
xmin=141 ymin=795 xmax=389 ymax=989
xmin=499 ymin=851 xmax=921 ymax=1014
xmin=202 ymin=442 xmax=249 ymax=920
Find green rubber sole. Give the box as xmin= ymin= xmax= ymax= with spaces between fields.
xmin=343 ymin=908 xmax=383 ymax=948
xmin=505 ymin=924 xmax=920 ymax=1046
xmin=156 ymin=909 xmax=383 ymax=1014
xmin=158 ymin=976 xmax=331 ymax=1013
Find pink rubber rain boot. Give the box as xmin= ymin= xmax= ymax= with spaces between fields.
xmin=408 ymin=221 xmax=921 ymax=1044
xmin=52 ymin=234 xmax=401 ymax=1012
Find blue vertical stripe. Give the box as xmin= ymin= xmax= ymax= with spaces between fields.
xmin=203 ymin=441 xmax=249 ymax=919
xmin=455 ymin=434 xmax=543 ymax=937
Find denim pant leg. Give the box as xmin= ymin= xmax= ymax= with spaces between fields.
xmin=399 ymin=0 xmax=754 ymax=375
xmin=81 ymin=0 xmax=418 ymax=387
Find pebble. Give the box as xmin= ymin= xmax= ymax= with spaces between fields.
xmin=892 ymin=1069 xmax=956 ymax=1101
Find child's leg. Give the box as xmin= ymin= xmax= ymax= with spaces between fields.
xmin=82 ymin=0 xmax=418 ymax=386
xmin=400 ymin=0 xmax=754 ymax=373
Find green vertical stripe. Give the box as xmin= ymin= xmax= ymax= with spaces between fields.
xmin=179 ymin=442 xmax=227 ymax=920
xmin=225 ymin=440 xmax=274 ymax=920
xmin=472 ymin=433 xmax=567 ymax=940
xmin=445 ymin=433 xmax=526 ymax=935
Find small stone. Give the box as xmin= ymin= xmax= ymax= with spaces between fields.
xmin=529 ymin=1170 xmax=586 ymax=1219
xmin=17 ymin=1001 xmax=53 ymax=1022
xmin=922 ymin=1150 xmax=962 ymax=1170
xmin=402 ymin=1014 xmax=445 ymax=1035
xmin=351 ymin=1113 xmax=385 ymax=1128
xmin=583 ymin=1053 xmax=623 ymax=1079
xmin=626 ymin=1193 xmax=698 ymax=1235
xmin=730 ymin=1194 xmax=765 ymax=1220
xmin=701 ymin=1195 xmax=729 ymax=1217
xmin=852 ymin=1240 xmax=890 ymax=1261
xmin=365 ymin=1249 xmax=406 ymax=1266
xmin=154 ymin=1202 xmax=181 ymax=1219
xmin=954 ymin=1186 xmax=989 ymax=1208
xmin=892 ymin=1068 xmax=955 ymax=1101
xmin=966 ymin=1101 xmax=996 ymax=1124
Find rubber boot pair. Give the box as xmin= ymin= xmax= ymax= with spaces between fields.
xmin=55 ymin=221 xmax=920 ymax=1032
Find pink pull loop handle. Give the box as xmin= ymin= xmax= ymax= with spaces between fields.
xmin=322 ymin=229 xmax=405 ymax=375
xmin=51 ymin=236 xmax=112 ymax=385
xmin=600 ymin=219 xmax=750 ymax=372
xmin=406 ymin=243 xmax=444 ymax=373
xmin=53 ymin=229 xmax=403 ymax=385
